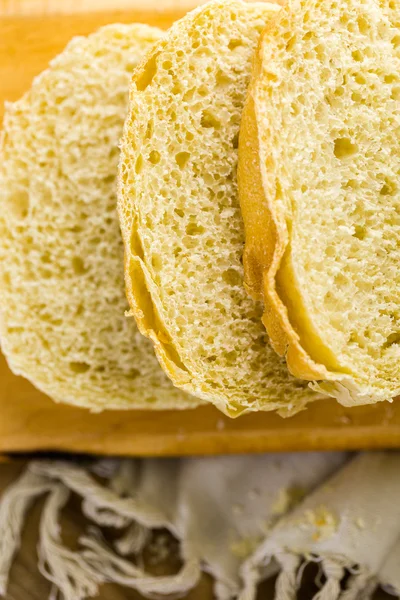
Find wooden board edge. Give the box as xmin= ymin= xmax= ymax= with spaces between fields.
xmin=3 ymin=425 xmax=400 ymax=456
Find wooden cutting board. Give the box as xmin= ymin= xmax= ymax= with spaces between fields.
xmin=1 ymin=0 xmax=400 ymax=456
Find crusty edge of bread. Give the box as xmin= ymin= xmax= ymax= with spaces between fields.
xmin=239 ymin=28 xmax=325 ymax=380
xmin=117 ymin=38 xmax=203 ymax=402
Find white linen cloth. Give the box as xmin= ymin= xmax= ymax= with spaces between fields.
xmin=380 ymin=537 xmax=400 ymax=597
xmin=0 ymin=452 xmax=398 ymax=600
xmin=241 ymin=452 xmax=400 ymax=600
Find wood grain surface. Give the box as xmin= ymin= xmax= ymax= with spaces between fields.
xmin=1 ymin=1 xmax=400 ymax=458
xmin=0 ymin=0 xmax=205 ymax=17
xmin=3 ymin=351 xmax=400 ymax=456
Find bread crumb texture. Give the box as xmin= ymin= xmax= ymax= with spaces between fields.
xmin=0 ymin=24 xmax=201 ymax=410
xmin=244 ymin=0 xmax=400 ymax=406
xmin=119 ymin=0 xmax=320 ymax=416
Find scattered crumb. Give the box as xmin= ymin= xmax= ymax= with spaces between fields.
xmin=216 ymin=419 xmax=225 ymax=431
xmin=271 ymin=488 xmax=291 ymax=516
xmin=271 ymin=486 xmax=306 ymax=516
xmin=304 ymin=505 xmax=339 ymax=542
xmin=230 ymin=536 xmax=261 ymax=558
xmin=355 ymin=517 xmax=365 ymax=530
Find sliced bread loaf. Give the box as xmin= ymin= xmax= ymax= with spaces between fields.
xmin=118 ymin=0 xmax=321 ymax=416
xmin=0 ymin=24 xmax=201 ymax=410
xmin=238 ymin=0 xmax=400 ymax=406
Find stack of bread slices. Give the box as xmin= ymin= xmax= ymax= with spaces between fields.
xmin=1 ymin=0 xmax=399 ymax=418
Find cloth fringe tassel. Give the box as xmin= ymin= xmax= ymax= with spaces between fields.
xmin=0 ymin=459 xmax=396 ymax=600
xmin=0 ymin=462 xmax=200 ymax=600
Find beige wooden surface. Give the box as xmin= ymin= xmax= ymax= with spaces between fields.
xmin=0 ymin=0 xmax=205 ymax=16
xmin=1 ymin=0 xmax=400 ymax=458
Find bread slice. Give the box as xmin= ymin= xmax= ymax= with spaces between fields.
xmin=0 ymin=24 xmax=202 ymax=411
xmin=238 ymin=0 xmax=400 ymax=406
xmin=118 ymin=0 xmax=322 ymax=417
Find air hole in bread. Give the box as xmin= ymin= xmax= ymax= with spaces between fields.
xmin=222 ymin=268 xmax=242 ymax=286
xmin=135 ymin=154 xmax=143 ymax=174
xmin=125 ymin=62 xmax=137 ymax=74
xmin=385 ymin=74 xmax=397 ymax=84
xmin=151 ymin=254 xmax=162 ymax=271
xmin=72 ymin=256 xmax=87 ymax=275
xmin=334 ymin=86 xmax=345 ymax=97
xmin=7 ymin=190 xmax=29 ymax=219
xmin=40 ymin=252 xmax=51 ymax=264
xmin=352 ymin=49 xmax=363 ymax=62
xmin=175 ymin=151 xmax=190 ymax=169
xmin=201 ymin=110 xmax=221 ymax=129
xmin=216 ymin=70 xmax=231 ymax=88
xmin=351 ymin=91 xmax=363 ymax=102
xmin=136 ymin=52 xmax=159 ymax=91
xmin=185 ymin=222 xmax=204 ymax=236
xmin=384 ymin=333 xmax=400 ymax=348
xmin=2 ymin=271 xmax=10 ymax=285
xmin=70 ymin=361 xmax=90 ymax=374
xmin=333 ymin=137 xmax=358 ymax=158
xmin=145 ymin=121 xmax=153 ymax=139
xmin=380 ymin=178 xmax=397 ymax=196
xmin=206 ymin=354 xmax=217 ymax=363
xmin=228 ymin=39 xmax=245 ymax=51
xmin=286 ymin=36 xmax=297 ymax=51
xmin=353 ymin=225 xmax=366 ymax=240
xmin=149 ymin=150 xmax=160 ymax=165
xmin=392 ymin=34 xmax=400 ymax=47
xmin=391 ymin=87 xmax=400 ymax=100
xmin=172 ymin=82 xmax=182 ymax=95
xmin=357 ymin=15 xmax=369 ymax=34
xmin=108 ymin=147 xmax=119 ymax=161
xmin=198 ymin=85 xmax=208 ymax=97
xmin=130 ymin=228 xmax=145 ymax=261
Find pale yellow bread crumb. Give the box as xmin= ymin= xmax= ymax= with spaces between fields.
xmin=118 ymin=0 xmax=322 ymax=417
xmin=0 ymin=24 xmax=202 ymax=410
xmin=239 ymin=0 xmax=400 ymax=406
